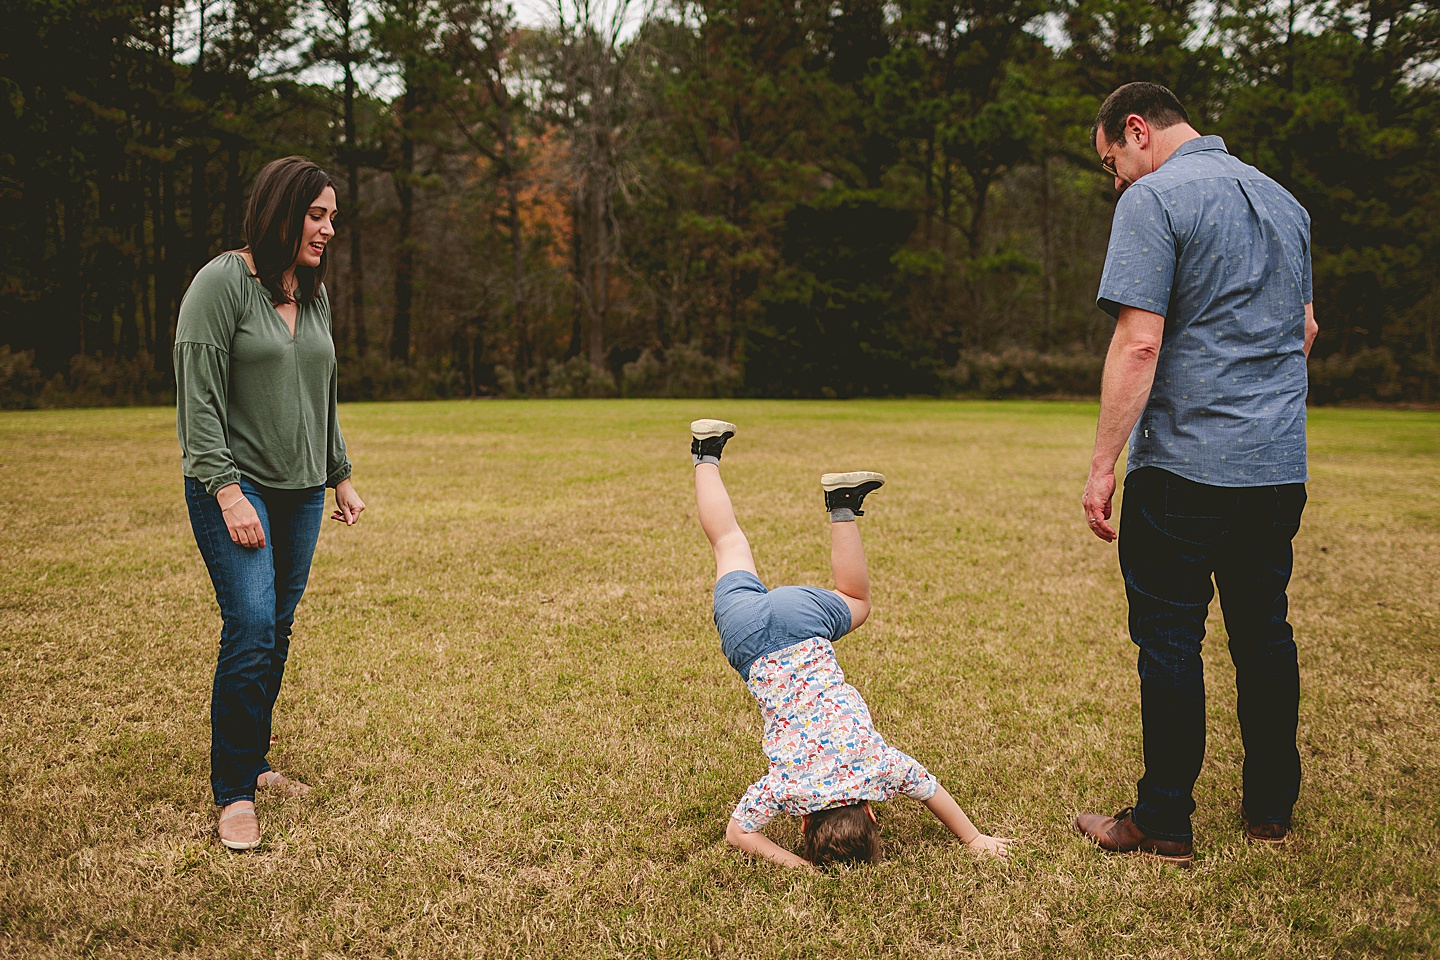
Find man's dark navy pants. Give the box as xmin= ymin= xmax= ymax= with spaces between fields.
xmin=1119 ymin=466 xmax=1307 ymax=842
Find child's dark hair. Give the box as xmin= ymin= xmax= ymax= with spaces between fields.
xmin=803 ymin=802 xmax=880 ymax=868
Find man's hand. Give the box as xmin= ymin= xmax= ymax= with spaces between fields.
xmin=1083 ymin=469 xmax=1117 ymax=542
xmin=1084 ymin=306 xmax=1162 ymax=545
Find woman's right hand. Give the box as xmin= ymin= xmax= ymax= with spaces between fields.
xmin=217 ymin=484 xmax=266 ymax=549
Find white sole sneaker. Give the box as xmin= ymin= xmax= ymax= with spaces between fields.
xmin=690 ymin=419 xmax=737 ymax=440
xmin=820 ymin=471 xmax=885 ymax=491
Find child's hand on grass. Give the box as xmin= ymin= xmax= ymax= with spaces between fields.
xmin=966 ymin=834 xmax=1014 ymax=857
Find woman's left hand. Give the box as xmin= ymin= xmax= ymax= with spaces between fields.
xmin=332 ymin=478 xmax=366 ymax=526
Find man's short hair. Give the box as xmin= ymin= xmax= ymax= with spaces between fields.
xmin=1091 ymin=82 xmax=1191 ymax=150
xmin=803 ymin=802 xmax=880 ymax=868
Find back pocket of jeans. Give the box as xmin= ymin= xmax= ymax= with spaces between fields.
xmin=1271 ymin=484 xmax=1306 ymax=537
xmin=1162 ymin=478 xmax=1228 ymax=545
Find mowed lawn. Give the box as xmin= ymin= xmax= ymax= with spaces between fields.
xmin=0 ymin=399 xmax=1436 ymax=960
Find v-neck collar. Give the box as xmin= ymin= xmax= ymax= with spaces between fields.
xmin=228 ymin=251 xmax=300 ymax=340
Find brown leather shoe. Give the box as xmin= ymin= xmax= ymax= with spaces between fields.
xmin=1242 ymin=808 xmax=1289 ymax=845
xmin=1074 ymin=806 xmax=1194 ymax=866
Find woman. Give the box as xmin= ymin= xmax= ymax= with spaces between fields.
xmin=174 ymin=156 xmax=365 ymax=850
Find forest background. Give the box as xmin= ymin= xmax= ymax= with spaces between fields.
xmin=2 ymin=0 xmax=1437 ymax=407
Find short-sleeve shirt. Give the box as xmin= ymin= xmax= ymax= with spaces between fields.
xmin=730 ymin=637 xmax=939 ymax=833
xmin=1096 ymin=136 xmax=1312 ymax=487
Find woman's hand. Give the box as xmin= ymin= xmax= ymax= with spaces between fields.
xmin=217 ymin=483 xmax=266 ymax=549
xmin=332 ymin=478 xmax=365 ymax=526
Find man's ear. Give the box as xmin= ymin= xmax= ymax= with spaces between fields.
xmin=1125 ymin=113 xmax=1151 ymax=148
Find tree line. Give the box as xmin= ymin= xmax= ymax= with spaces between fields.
xmin=1 ymin=0 xmax=1437 ymax=406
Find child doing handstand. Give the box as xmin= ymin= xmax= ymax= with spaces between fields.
xmin=691 ymin=419 xmax=1012 ymax=869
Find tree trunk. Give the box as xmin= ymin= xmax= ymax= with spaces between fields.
xmin=190 ymin=145 xmax=211 ymax=275
xmin=391 ymin=153 xmax=414 ymax=362
xmin=567 ymin=192 xmax=584 ymax=359
xmin=1040 ymin=155 xmax=1054 ymax=347
xmin=342 ymin=7 xmax=368 ymax=357
xmin=390 ymin=78 xmax=417 ymax=363
xmin=62 ymin=191 xmax=85 ymax=360
xmin=157 ymin=158 xmax=181 ymax=375
xmin=224 ymin=144 xmax=243 ymax=248
xmin=586 ymin=173 xmax=607 ymax=370
xmin=500 ymin=125 xmax=529 ymax=373
xmin=964 ymin=175 xmax=991 ymax=351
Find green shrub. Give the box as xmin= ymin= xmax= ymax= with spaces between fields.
xmin=0 ymin=346 xmax=45 ymax=409
xmin=941 ymin=348 xmax=1104 ymax=398
xmin=621 ymin=344 xmax=740 ymax=398
xmin=340 ymin=352 xmax=464 ymax=402
xmin=544 ymin=356 xmax=617 ymax=398
xmin=1307 ymin=347 xmax=1404 ymax=403
xmin=33 ymin=352 xmax=173 ymax=408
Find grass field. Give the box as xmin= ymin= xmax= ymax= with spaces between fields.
xmin=1 ymin=399 xmax=1437 ymax=959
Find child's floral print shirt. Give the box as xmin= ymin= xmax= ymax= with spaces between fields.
xmin=731 ymin=637 xmax=939 ymax=832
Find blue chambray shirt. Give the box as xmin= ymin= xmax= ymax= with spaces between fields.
xmin=1096 ymin=136 xmax=1312 ymax=487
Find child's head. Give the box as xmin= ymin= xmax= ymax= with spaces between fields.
xmin=802 ymin=801 xmax=880 ymax=867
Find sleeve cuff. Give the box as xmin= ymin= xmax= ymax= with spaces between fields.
xmin=730 ymin=804 xmax=769 ymax=833
xmin=913 ymin=775 xmax=940 ymax=802
xmin=202 ymin=469 xmax=244 ymax=497
xmin=327 ymin=462 xmax=352 ymax=488
xmin=1097 ymin=295 xmax=1167 ymax=321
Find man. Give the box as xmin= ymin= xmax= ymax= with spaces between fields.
xmin=1075 ymin=82 xmax=1318 ymax=866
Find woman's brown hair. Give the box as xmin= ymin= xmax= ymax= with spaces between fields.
xmin=803 ymin=802 xmax=880 ymax=868
xmin=243 ymin=156 xmax=334 ymax=306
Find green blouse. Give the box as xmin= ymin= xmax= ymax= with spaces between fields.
xmin=174 ymin=252 xmax=352 ymax=496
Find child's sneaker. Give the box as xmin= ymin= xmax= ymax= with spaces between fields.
xmin=821 ymin=471 xmax=885 ymax=515
xmin=691 ymin=419 xmax=737 ymax=462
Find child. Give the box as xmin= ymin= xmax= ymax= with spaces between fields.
xmin=691 ymin=419 xmax=1012 ymax=869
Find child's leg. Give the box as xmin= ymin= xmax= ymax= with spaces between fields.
xmin=821 ymin=471 xmax=885 ymax=630
xmin=696 ymin=464 xmax=757 ymax=579
xmin=830 ymin=520 xmax=870 ymax=628
xmin=692 ymin=421 xmax=756 ymax=580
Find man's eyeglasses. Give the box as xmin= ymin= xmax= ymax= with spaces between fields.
xmin=1100 ymin=139 xmax=1120 ymax=178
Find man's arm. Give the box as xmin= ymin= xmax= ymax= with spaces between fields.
xmin=725 ymin=818 xmax=814 ymax=869
xmin=1304 ymin=302 xmax=1318 ymax=357
xmin=921 ymin=784 xmax=1012 ymax=857
xmin=1083 ymin=306 xmax=1165 ymax=542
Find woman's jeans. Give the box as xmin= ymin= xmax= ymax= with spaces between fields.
xmin=1119 ymin=467 xmax=1307 ymax=842
xmin=186 ymin=477 xmax=325 ymax=806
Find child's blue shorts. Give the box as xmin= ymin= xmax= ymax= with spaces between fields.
xmin=713 ymin=570 xmax=853 ymax=681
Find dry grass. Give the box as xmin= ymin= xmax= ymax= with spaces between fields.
xmin=0 ymin=399 xmax=1436 ymax=959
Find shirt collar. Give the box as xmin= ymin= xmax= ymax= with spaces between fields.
xmin=1169 ymin=135 xmax=1228 ymax=160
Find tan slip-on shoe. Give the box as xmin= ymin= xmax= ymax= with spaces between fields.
xmin=218 ymin=807 xmax=261 ymax=851
xmin=256 ymin=771 xmax=311 ymax=798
